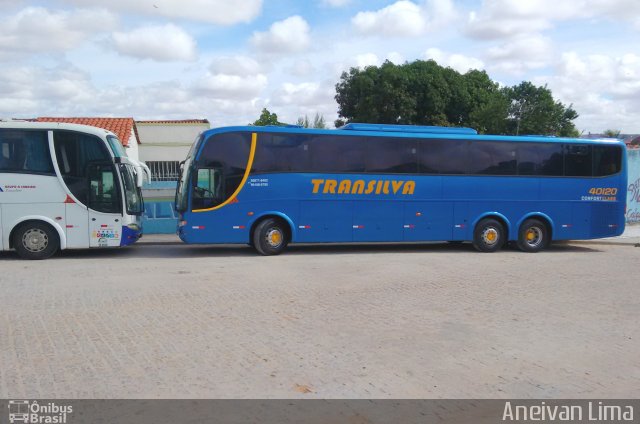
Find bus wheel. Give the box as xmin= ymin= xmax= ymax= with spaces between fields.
xmin=472 ymin=218 xmax=505 ymax=253
xmin=13 ymin=222 xmax=60 ymax=260
xmin=253 ymin=218 xmax=288 ymax=256
xmin=517 ymin=219 xmax=548 ymax=253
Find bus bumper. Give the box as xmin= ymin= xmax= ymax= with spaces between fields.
xmin=120 ymin=225 xmax=142 ymax=246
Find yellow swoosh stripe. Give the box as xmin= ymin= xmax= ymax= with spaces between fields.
xmin=192 ymin=132 xmax=257 ymax=213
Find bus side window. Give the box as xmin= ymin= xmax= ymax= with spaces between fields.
xmin=192 ymin=167 xmax=222 ymax=209
xmin=593 ymin=146 xmax=621 ymax=176
xmin=564 ymin=144 xmax=592 ymax=177
xmin=0 ymin=129 xmax=53 ymax=174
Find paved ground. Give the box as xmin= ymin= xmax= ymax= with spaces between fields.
xmin=0 ymin=236 xmax=639 ymax=399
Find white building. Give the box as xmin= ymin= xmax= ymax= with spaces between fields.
xmin=136 ymin=120 xmax=210 ymax=181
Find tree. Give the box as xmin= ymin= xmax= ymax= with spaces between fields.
xmin=334 ymin=59 xmax=579 ymax=136
xmin=251 ymin=108 xmax=281 ymax=126
xmin=503 ymin=82 xmax=579 ymax=137
xmin=603 ymin=129 xmax=622 ymax=138
xmin=297 ymin=113 xmax=327 ymax=128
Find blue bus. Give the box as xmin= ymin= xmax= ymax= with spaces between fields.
xmin=175 ymin=124 xmax=627 ymax=254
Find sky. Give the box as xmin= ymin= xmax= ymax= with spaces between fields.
xmin=0 ymin=0 xmax=639 ymax=133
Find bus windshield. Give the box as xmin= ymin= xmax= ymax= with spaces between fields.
xmin=175 ymin=134 xmax=203 ymax=213
xmin=107 ymin=135 xmax=128 ymax=158
xmin=119 ymin=163 xmax=143 ymax=215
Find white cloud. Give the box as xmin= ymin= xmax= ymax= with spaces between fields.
xmin=0 ymin=7 xmax=116 ymax=55
xmin=352 ymin=1 xmax=426 ymax=37
xmin=288 ymin=60 xmax=315 ymax=77
xmin=273 ymin=82 xmax=323 ymax=106
xmin=538 ymin=52 xmax=640 ymax=133
xmin=352 ymin=0 xmax=456 ymax=37
xmin=251 ymin=15 xmax=311 ymax=54
xmin=387 ymin=52 xmax=406 ymax=64
xmin=195 ymin=74 xmax=268 ymax=100
xmin=425 ymin=48 xmax=484 ymax=73
xmin=62 ymin=0 xmax=263 ymax=25
xmin=112 ymin=24 xmax=197 ymax=62
xmin=355 ymin=53 xmax=381 ymax=68
xmin=321 ymin=0 xmax=351 ymax=7
xmin=0 ymin=64 xmax=95 ymax=115
xmin=466 ymin=0 xmax=640 ymax=40
xmin=209 ymin=55 xmax=263 ymax=77
xmin=485 ymin=35 xmax=552 ymax=73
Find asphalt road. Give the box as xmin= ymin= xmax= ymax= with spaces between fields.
xmin=1 ymin=241 xmax=639 ymax=398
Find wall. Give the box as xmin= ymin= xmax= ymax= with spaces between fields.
xmin=124 ymin=128 xmax=140 ymax=162
xmin=142 ymin=181 xmax=178 ymax=234
xmin=137 ymin=122 xmax=209 ymax=234
xmin=627 ymin=149 xmax=640 ymax=223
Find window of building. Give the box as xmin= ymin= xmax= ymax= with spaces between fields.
xmin=146 ymin=161 xmax=181 ymax=181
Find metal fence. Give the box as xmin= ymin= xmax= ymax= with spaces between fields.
xmin=146 ymin=161 xmax=181 ymax=182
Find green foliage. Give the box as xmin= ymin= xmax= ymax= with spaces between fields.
xmin=296 ymin=113 xmax=327 ymax=129
xmin=602 ymin=129 xmax=622 ymax=138
xmin=504 ymin=82 xmax=579 ymax=137
xmin=335 ymin=60 xmax=579 ymax=136
xmin=251 ymin=108 xmax=282 ymax=126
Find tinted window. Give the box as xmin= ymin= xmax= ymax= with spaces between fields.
xmin=54 ymin=131 xmax=111 ymax=205
xmin=194 ymin=132 xmax=251 ymax=210
xmin=88 ymin=163 xmax=120 ymax=213
xmin=516 ymin=143 xmax=540 ymax=176
xmin=537 ymin=144 xmax=564 ymax=176
xmin=564 ymin=144 xmax=592 ymax=177
xmin=307 ymin=135 xmax=366 ymax=173
xmin=252 ymin=133 xmax=310 ymax=173
xmin=418 ymin=139 xmax=469 ymax=174
xmin=0 ymin=129 xmax=54 ymax=174
xmin=593 ymin=145 xmax=622 ymax=176
xmin=469 ymin=141 xmax=517 ymax=175
xmin=365 ymin=137 xmax=417 ymax=174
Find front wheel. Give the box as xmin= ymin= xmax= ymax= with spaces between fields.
xmin=252 ymin=218 xmax=288 ymax=256
xmin=472 ymin=218 xmax=505 ymax=253
xmin=517 ymin=219 xmax=549 ymax=253
xmin=13 ymin=222 xmax=60 ymax=260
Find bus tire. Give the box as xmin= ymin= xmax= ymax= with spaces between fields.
xmin=253 ymin=218 xmax=288 ymax=256
xmin=517 ymin=219 xmax=549 ymax=253
xmin=472 ymin=218 xmax=505 ymax=253
xmin=12 ymin=221 xmax=60 ymax=260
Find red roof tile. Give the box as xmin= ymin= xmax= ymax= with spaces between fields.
xmin=36 ymin=117 xmax=136 ymax=146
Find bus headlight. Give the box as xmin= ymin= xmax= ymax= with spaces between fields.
xmin=127 ymin=223 xmax=141 ymax=232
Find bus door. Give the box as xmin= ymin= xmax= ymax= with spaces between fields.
xmin=87 ymin=162 xmax=123 ymax=247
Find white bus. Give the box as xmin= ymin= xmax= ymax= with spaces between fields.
xmin=0 ymin=121 xmax=147 ymax=259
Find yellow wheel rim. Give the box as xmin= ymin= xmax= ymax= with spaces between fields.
xmin=482 ymin=227 xmax=499 ymax=246
xmin=265 ymin=228 xmax=284 ymax=248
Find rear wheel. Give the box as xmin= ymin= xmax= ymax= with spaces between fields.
xmin=517 ymin=219 xmax=549 ymax=253
xmin=472 ymin=218 xmax=505 ymax=253
xmin=13 ymin=222 xmax=60 ymax=260
xmin=252 ymin=218 xmax=288 ymax=256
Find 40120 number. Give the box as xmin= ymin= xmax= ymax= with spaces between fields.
xmin=588 ymin=187 xmax=617 ymax=196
